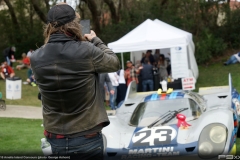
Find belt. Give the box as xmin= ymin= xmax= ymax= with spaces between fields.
xmin=44 ymin=130 xmax=100 ymax=139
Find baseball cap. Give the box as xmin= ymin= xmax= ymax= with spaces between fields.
xmin=47 ymin=4 xmax=76 ymax=27
xmin=126 ymin=60 xmax=132 ymax=63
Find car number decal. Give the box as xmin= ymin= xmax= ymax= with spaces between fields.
xmin=132 ymin=126 xmax=177 ymax=147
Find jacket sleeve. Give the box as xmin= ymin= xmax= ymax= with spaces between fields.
xmin=91 ymin=37 xmax=120 ymax=73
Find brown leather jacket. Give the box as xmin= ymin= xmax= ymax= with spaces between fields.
xmin=30 ymin=33 xmax=120 ymax=134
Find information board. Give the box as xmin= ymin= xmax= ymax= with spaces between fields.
xmin=170 ymin=46 xmax=189 ymax=79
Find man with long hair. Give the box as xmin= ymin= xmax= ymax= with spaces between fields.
xmin=30 ymin=3 xmax=119 ymax=160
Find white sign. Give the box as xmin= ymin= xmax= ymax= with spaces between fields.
xmin=6 ymin=79 xmax=22 ymax=99
xmin=181 ymin=77 xmax=196 ymax=90
xmin=170 ymin=46 xmax=189 ymax=79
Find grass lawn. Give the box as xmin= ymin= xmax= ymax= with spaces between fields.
xmin=0 ymin=118 xmax=43 ymax=155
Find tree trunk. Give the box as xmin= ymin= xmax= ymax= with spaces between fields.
xmin=29 ymin=1 xmax=34 ymax=30
xmin=78 ymin=1 xmax=85 ymax=19
xmin=31 ymin=0 xmax=47 ymax=23
xmin=44 ymin=0 xmax=50 ymax=11
xmin=103 ymin=0 xmax=119 ymax=23
xmin=3 ymin=0 xmax=20 ymax=30
xmin=82 ymin=0 xmax=101 ymax=33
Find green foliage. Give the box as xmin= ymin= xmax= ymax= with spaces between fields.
xmin=0 ymin=0 xmax=44 ymax=60
xmin=1 ymin=0 xmax=240 ymax=64
xmin=195 ymin=29 xmax=227 ymax=64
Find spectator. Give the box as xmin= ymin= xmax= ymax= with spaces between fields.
xmin=141 ymin=50 xmax=155 ymax=65
xmin=99 ymin=73 xmax=114 ymax=104
xmin=139 ymin=59 xmax=154 ymax=92
xmin=30 ymin=3 xmax=119 ymax=159
xmin=157 ymin=54 xmax=168 ymax=81
xmin=27 ymin=49 xmax=34 ymax=57
xmin=224 ymin=52 xmax=240 ymax=66
xmin=16 ymin=53 xmax=30 ymax=70
xmin=154 ymin=49 xmax=160 ymax=63
xmin=108 ymin=72 xmax=119 ymax=110
xmin=0 ymin=61 xmax=15 ymax=80
xmin=125 ymin=61 xmax=139 ymax=86
xmin=104 ymin=83 xmax=110 ymax=107
xmin=2 ymin=46 xmax=16 ymax=67
xmin=116 ymin=69 xmax=127 ymax=107
xmin=26 ymin=66 xmax=36 ymax=87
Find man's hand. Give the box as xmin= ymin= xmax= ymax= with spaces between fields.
xmin=84 ymin=30 xmax=97 ymax=41
xmin=110 ymin=90 xmax=115 ymax=95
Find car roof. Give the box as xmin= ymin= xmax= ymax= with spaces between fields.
xmin=144 ymin=91 xmax=187 ymax=102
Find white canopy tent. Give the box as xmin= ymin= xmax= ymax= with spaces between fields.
xmin=108 ymin=19 xmax=199 ymax=79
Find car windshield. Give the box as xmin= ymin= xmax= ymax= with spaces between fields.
xmin=129 ymin=98 xmax=201 ymax=127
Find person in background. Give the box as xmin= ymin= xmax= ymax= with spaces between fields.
xmin=154 ymin=49 xmax=160 ymax=63
xmin=0 ymin=61 xmax=15 ymax=80
xmin=224 ymin=52 xmax=240 ymax=66
xmin=139 ymin=59 xmax=154 ymax=92
xmin=116 ymin=68 xmax=127 ymax=107
xmin=2 ymin=46 xmax=16 ymax=67
xmin=125 ymin=61 xmax=139 ymax=86
xmin=27 ymin=49 xmax=34 ymax=57
xmin=141 ymin=50 xmax=155 ymax=65
xmin=104 ymin=83 xmax=110 ymax=107
xmin=108 ymin=72 xmax=119 ymax=110
xmin=99 ymin=73 xmax=114 ymax=107
xmin=16 ymin=53 xmax=30 ymax=70
xmin=26 ymin=65 xmax=36 ymax=87
xmin=158 ymin=54 xmax=168 ymax=81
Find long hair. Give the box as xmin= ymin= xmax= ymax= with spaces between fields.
xmin=43 ymin=16 xmax=85 ymax=44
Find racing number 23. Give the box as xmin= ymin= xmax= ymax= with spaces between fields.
xmin=132 ymin=129 xmax=172 ymax=147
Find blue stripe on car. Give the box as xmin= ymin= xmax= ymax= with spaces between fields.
xmin=144 ymin=91 xmax=185 ymax=102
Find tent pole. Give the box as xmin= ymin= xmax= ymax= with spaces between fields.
xmin=121 ymin=52 xmax=124 ymax=70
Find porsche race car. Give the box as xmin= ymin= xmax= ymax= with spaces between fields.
xmin=102 ymin=75 xmax=240 ymax=160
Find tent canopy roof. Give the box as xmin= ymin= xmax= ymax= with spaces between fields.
xmin=108 ymin=19 xmax=193 ymax=53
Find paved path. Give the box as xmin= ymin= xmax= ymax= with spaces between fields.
xmin=0 ymin=105 xmax=43 ymax=119
xmin=0 ymin=105 xmax=114 ymax=119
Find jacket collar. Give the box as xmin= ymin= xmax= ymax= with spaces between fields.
xmin=48 ymin=33 xmax=76 ymax=43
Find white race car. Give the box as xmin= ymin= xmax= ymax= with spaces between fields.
xmin=102 ymin=75 xmax=240 ymax=160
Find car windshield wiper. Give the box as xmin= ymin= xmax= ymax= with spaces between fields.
xmin=147 ymin=108 xmax=189 ymax=128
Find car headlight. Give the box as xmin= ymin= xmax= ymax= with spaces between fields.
xmin=198 ymin=123 xmax=228 ymax=159
xmin=199 ymin=142 xmax=213 ymax=156
xmin=209 ymin=126 xmax=227 ymax=143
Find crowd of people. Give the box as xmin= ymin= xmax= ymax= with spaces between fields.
xmin=0 ymin=46 xmax=36 ymax=87
xmin=102 ymin=49 xmax=172 ymax=110
xmin=1 ymin=47 xmax=171 ymax=110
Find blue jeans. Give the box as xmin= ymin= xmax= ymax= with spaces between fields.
xmin=47 ymin=132 xmax=103 ymax=160
xmin=5 ymin=57 xmax=10 ymax=66
xmin=142 ymin=79 xmax=154 ymax=92
xmin=110 ymin=86 xmax=117 ymax=110
xmin=226 ymin=55 xmax=238 ymax=65
xmin=117 ymin=100 xmax=124 ymax=109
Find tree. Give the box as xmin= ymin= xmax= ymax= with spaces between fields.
xmin=30 ymin=0 xmax=47 ymax=23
